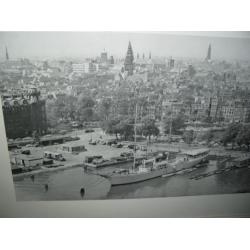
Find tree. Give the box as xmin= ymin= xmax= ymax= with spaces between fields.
xmin=183 ymin=130 xmax=194 ymax=144
xmin=101 ymin=118 xmax=120 ymax=139
xmin=235 ymin=125 xmax=250 ymax=150
xmin=98 ymin=98 xmax=112 ymax=121
xmin=77 ymin=94 xmax=95 ymax=109
xmin=55 ymin=99 xmax=66 ymax=120
xmin=78 ymin=107 xmax=94 ymax=122
xmin=164 ymin=115 xmax=186 ymax=135
xmin=46 ymin=99 xmax=61 ymax=127
xmin=221 ymin=123 xmax=243 ymax=149
xmin=76 ymin=95 xmax=96 ymax=122
xmin=32 ymin=131 xmax=40 ymax=143
xmin=64 ymin=95 xmax=77 ymax=121
xmin=141 ymin=117 xmax=160 ymax=142
xmin=201 ymin=129 xmax=214 ymax=143
xmin=118 ymin=117 xmax=135 ymax=140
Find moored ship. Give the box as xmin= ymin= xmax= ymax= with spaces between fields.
xmin=99 ymin=152 xmax=170 ymax=185
xmin=100 ymin=149 xmax=209 ymax=186
xmin=97 ymin=86 xmax=210 ymax=186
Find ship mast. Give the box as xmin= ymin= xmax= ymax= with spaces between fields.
xmin=169 ymin=103 xmax=173 ymax=141
xmin=133 ymin=95 xmax=138 ymax=169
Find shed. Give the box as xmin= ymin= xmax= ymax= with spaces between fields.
xmin=62 ymin=143 xmax=87 ymax=153
xmin=13 ymin=155 xmax=43 ymax=169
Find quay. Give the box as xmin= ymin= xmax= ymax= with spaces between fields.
xmin=190 ymin=155 xmax=250 ymax=180
xmin=12 ymin=162 xmax=83 ymax=181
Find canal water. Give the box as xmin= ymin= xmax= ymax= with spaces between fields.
xmin=14 ymin=159 xmax=250 ymax=201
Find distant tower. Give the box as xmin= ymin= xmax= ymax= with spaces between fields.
xmin=124 ymin=41 xmax=134 ymax=76
xmin=168 ymin=57 xmax=175 ymax=69
xmin=101 ymin=49 xmax=108 ymax=63
xmin=149 ymin=52 xmax=151 ymax=59
xmin=5 ymin=46 xmax=9 ymax=61
xmin=110 ymin=55 xmax=114 ymax=64
xmin=205 ymin=44 xmax=211 ymax=61
xmin=143 ymin=53 xmax=145 ymax=59
xmin=137 ymin=53 xmax=139 ymax=59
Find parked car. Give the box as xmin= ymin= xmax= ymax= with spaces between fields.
xmin=21 ymin=149 xmax=31 ymax=155
xmin=107 ymin=140 xmax=118 ymax=146
xmin=99 ymin=140 xmax=107 ymax=145
xmin=120 ymin=152 xmax=134 ymax=158
xmin=112 ymin=143 xmax=123 ymax=148
xmin=85 ymin=129 xmax=95 ymax=133
xmin=128 ymin=144 xmax=139 ymax=150
xmin=89 ymin=140 xmax=97 ymax=145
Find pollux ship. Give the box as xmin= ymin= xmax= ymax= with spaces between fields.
xmin=99 ymin=88 xmax=209 ymax=186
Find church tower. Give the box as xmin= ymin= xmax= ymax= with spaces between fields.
xmin=124 ymin=41 xmax=134 ymax=76
xmin=5 ymin=46 xmax=9 ymax=61
xmin=205 ymin=44 xmax=211 ymax=61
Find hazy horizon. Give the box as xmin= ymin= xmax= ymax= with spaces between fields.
xmin=0 ymin=32 xmax=250 ymax=61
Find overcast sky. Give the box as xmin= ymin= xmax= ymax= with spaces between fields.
xmin=0 ymin=32 xmax=250 ymax=61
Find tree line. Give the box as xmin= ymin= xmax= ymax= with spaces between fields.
xmin=221 ymin=123 xmax=250 ymax=150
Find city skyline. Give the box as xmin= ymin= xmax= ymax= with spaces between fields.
xmin=1 ymin=32 xmax=250 ymax=61
xmin=1 ymin=31 xmax=250 ymax=201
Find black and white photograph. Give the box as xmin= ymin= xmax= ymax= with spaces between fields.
xmin=1 ymin=31 xmax=250 ymax=201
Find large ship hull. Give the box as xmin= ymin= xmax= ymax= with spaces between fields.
xmin=103 ymin=167 xmax=169 ymax=186
xmin=102 ymin=154 xmax=208 ymax=186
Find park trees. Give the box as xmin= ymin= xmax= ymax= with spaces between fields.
xmin=76 ymin=94 xmax=96 ymax=122
xmin=98 ymin=98 xmax=112 ymax=121
xmin=221 ymin=123 xmax=243 ymax=149
xmin=201 ymin=129 xmax=215 ymax=143
xmin=118 ymin=117 xmax=135 ymax=140
xmin=140 ymin=117 xmax=159 ymax=142
xmin=101 ymin=117 xmax=121 ymax=139
xmin=235 ymin=125 xmax=250 ymax=150
xmin=164 ymin=115 xmax=186 ymax=135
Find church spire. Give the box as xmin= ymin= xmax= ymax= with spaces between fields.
xmin=5 ymin=46 xmax=9 ymax=61
xmin=205 ymin=43 xmax=211 ymax=61
xmin=124 ymin=41 xmax=134 ymax=76
xmin=149 ymin=52 xmax=151 ymax=59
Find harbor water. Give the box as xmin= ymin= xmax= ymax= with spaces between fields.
xmin=14 ymin=158 xmax=250 ymax=201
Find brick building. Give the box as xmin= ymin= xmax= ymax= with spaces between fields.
xmin=1 ymin=88 xmax=47 ymax=139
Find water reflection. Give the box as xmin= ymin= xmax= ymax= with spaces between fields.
xmin=80 ymin=187 xmax=85 ymax=199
